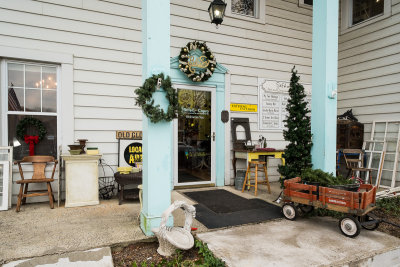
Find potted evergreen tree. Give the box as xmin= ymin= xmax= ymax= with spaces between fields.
xmin=278 ymin=67 xmax=312 ymax=187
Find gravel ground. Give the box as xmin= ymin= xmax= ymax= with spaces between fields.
xmin=112 ymin=242 xmax=201 ymax=267
xmin=372 ymin=209 xmax=400 ymax=238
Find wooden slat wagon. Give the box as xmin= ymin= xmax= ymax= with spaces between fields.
xmin=282 ymin=177 xmax=378 ymax=238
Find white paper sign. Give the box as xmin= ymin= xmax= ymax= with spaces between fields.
xmin=258 ymin=78 xmax=311 ymax=131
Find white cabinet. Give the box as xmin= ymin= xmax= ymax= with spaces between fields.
xmin=62 ymin=154 xmax=102 ymax=208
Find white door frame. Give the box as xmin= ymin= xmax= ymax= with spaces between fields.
xmin=173 ymin=84 xmax=216 ymax=187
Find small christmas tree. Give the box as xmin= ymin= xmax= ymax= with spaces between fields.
xmin=278 ymin=67 xmax=313 ymax=187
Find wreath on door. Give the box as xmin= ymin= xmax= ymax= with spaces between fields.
xmin=178 ymin=41 xmax=216 ymax=82
xmin=134 ymin=73 xmax=181 ymax=123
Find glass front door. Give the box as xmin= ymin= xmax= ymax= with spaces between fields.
xmin=175 ymin=87 xmax=214 ymax=185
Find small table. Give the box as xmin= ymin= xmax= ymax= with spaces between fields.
xmin=114 ymin=171 xmax=142 ymax=205
xmin=62 ymin=154 xmax=102 ymax=208
xmin=232 ymin=149 xmax=285 ymax=177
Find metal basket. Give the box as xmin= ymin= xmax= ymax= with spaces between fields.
xmin=98 ymin=159 xmax=116 ymax=200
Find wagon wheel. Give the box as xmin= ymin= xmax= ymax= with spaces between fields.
xmin=298 ymin=204 xmax=314 ymax=214
xmin=360 ymin=214 xmax=380 ymax=231
xmin=339 ymin=216 xmax=361 ymax=238
xmin=282 ymin=203 xmax=297 ymax=221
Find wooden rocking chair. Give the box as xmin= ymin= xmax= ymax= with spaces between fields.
xmin=15 ymin=156 xmax=58 ymax=212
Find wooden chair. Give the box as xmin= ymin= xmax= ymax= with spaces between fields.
xmin=14 ymin=156 xmax=57 ymax=212
xmin=242 ymin=160 xmax=271 ymax=196
xmin=343 ymin=149 xmax=373 ymax=184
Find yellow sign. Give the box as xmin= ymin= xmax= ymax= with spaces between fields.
xmin=230 ymin=103 xmax=258 ymax=112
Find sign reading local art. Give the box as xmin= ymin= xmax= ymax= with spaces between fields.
xmin=117 ymin=131 xmax=143 ymax=167
xmin=258 ymin=78 xmax=311 ymax=131
xmin=123 ymin=142 xmax=142 ymax=167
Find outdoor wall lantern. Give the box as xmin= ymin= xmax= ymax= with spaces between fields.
xmin=208 ymin=0 xmax=227 ymax=28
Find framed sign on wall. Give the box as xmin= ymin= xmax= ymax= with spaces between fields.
xmin=258 ymin=78 xmax=311 ymax=131
xmin=116 ymin=131 xmax=142 ymax=168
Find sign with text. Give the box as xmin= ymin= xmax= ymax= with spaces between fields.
xmin=258 ymin=78 xmax=311 ymax=131
xmin=123 ymin=142 xmax=142 ymax=167
xmin=230 ymin=103 xmax=258 ymax=113
xmin=116 ymin=131 xmax=142 ymax=140
xmin=117 ymin=131 xmax=142 ymax=167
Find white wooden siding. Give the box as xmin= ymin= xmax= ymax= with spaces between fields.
xmin=0 ymin=0 xmax=314 ymax=199
xmin=338 ymin=1 xmax=400 ymax=124
xmin=338 ymin=0 xmax=400 ymax=186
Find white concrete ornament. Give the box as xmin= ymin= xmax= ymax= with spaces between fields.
xmin=152 ymin=201 xmax=196 ymax=256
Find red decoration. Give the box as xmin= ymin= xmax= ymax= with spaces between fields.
xmin=24 ymin=135 xmax=39 ymax=156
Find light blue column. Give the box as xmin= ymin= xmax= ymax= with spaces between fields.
xmin=140 ymin=0 xmax=172 ymax=236
xmin=311 ymin=0 xmax=339 ymax=174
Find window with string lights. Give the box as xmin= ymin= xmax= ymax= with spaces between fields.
xmin=5 ymin=61 xmax=59 ymax=159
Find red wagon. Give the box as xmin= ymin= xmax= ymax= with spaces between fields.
xmin=282 ymin=177 xmax=378 ymax=238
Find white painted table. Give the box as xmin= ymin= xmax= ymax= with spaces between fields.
xmin=62 ymin=154 xmax=102 ymax=208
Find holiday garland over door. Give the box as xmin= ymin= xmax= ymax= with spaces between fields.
xmin=278 ymin=67 xmax=313 ymax=186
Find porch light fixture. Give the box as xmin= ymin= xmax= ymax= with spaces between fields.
xmin=208 ymin=0 xmax=227 ymax=28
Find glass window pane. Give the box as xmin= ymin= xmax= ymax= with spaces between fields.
xmin=232 ymin=0 xmax=255 ymax=17
xmin=304 ymin=0 xmax=313 ymax=5
xmin=8 ymin=87 xmax=24 ymax=111
xmin=42 ymin=90 xmax=57 ymax=113
xmin=42 ymin=67 xmax=57 ymax=90
xmin=25 ymin=65 xmax=41 ymax=89
xmin=7 ymin=63 xmax=24 ymax=87
xmin=353 ymin=0 xmax=384 ymax=25
xmin=25 ymin=89 xmax=41 ymax=112
xmin=8 ymin=115 xmax=57 ymax=160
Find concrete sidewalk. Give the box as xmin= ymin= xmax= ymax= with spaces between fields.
xmin=0 ymin=192 xmax=206 ymax=265
xmin=197 ymin=216 xmax=400 ymax=267
xmin=3 ymin=247 xmax=113 ymax=267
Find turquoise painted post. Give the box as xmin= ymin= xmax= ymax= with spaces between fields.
xmin=140 ymin=0 xmax=172 ymax=236
xmin=311 ymin=0 xmax=339 ymax=174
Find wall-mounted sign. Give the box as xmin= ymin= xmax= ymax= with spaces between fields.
xmin=116 ymin=130 xmax=142 ymax=140
xmin=123 ymin=142 xmax=142 ymax=167
xmin=117 ymin=131 xmax=142 ymax=167
xmin=258 ymin=78 xmax=311 ymax=131
xmin=230 ymin=103 xmax=258 ymax=113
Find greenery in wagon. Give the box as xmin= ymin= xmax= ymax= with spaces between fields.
xmin=301 ymin=168 xmax=355 ymax=187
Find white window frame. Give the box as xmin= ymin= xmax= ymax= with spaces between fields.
xmin=0 ymin=160 xmax=10 ymax=210
xmin=226 ymin=0 xmax=266 ymax=24
xmin=341 ymin=0 xmax=392 ymax=34
xmin=2 ymin=60 xmax=61 ymax=157
xmin=0 ymin=45 xmax=74 ymax=155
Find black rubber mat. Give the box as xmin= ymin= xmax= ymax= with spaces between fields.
xmin=183 ymin=189 xmax=282 ymax=229
xmin=184 ymin=189 xmax=272 ymax=213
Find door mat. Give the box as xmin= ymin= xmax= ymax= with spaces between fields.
xmin=184 ymin=189 xmax=271 ymax=213
xmin=183 ymin=189 xmax=282 ymax=229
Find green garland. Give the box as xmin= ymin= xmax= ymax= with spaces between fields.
xmin=134 ymin=73 xmax=180 ymax=123
xmin=16 ymin=117 xmax=47 ymax=141
xmin=179 ymin=41 xmax=216 ymax=82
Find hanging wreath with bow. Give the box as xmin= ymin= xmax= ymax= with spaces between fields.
xmin=16 ymin=117 xmax=47 ymax=156
xmin=179 ymin=41 xmax=216 ymax=82
xmin=134 ymin=73 xmax=181 ymax=123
